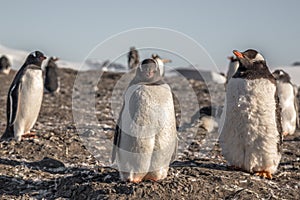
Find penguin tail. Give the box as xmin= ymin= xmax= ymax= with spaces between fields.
xmin=1 ymin=126 xmax=14 ymax=141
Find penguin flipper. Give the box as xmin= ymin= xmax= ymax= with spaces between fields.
xmin=8 ymin=81 xmax=22 ymax=126
xmin=170 ymin=136 xmax=178 ymax=163
xmin=111 ymin=124 xmax=121 ymax=163
xmin=1 ymin=82 xmax=22 ymax=140
xmin=294 ymin=92 xmax=299 ymax=128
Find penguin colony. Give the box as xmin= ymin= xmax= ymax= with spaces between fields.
xmin=0 ymin=47 xmax=298 ymax=182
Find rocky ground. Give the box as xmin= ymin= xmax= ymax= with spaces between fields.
xmin=0 ymin=68 xmax=299 ymax=199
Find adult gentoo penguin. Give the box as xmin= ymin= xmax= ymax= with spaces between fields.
xmin=1 ymin=51 xmax=46 ymax=141
xmin=127 ymin=46 xmax=140 ymax=70
xmin=0 ymin=55 xmax=11 ymax=74
xmin=272 ymin=69 xmax=299 ymax=136
xmin=219 ymin=49 xmax=282 ymax=179
xmin=151 ymin=53 xmax=172 ymax=77
xmin=112 ymin=58 xmax=177 ymax=183
xmin=44 ymin=57 xmax=60 ymax=93
xmin=225 ymin=55 xmax=239 ymax=84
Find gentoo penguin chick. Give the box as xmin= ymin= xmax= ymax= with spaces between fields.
xmin=219 ymin=49 xmax=282 ymax=179
xmin=0 ymin=55 xmax=11 ymax=75
xmin=151 ymin=54 xmax=172 ymax=77
xmin=225 ymin=56 xmax=239 ymax=84
xmin=272 ymin=69 xmax=299 ymax=136
xmin=127 ymin=46 xmax=140 ymax=70
xmin=112 ymin=58 xmax=177 ymax=183
xmin=1 ymin=51 xmax=46 ymax=141
xmin=44 ymin=57 xmax=60 ymax=93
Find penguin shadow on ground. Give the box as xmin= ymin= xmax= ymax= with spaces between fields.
xmin=170 ymin=159 xmax=232 ymax=172
xmin=0 ymin=157 xmax=121 ymax=198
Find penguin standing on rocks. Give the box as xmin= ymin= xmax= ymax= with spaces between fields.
xmin=219 ymin=49 xmax=282 ymax=179
xmin=1 ymin=51 xmax=46 ymax=141
xmin=112 ymin=58 xmax=177 ymax=183
xmin=272 ymin=69 xmax=299 ymax=136
xmin=151 ymin=53 xmax=172 ymax=77
xmin=0 ymin=55 xmax=11 ymax=75
xmin=44 ymin=57 xmax=60 ymax=93
xmin=127 ymin=46 xmax=140 ymax=70
xmin=225 ymin=56 xmax=239 ymax=84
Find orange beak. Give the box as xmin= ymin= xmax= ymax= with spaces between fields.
xmin=233 ymin=50 xmax=243 ymax=58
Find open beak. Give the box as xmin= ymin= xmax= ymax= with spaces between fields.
xmin=233 ymin=50 xmax=243 ymax=58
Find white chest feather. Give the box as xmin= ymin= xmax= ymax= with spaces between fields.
xmin=219 ymin=78 xmax=281 ymax=173
xmin=276 ymin=82 xmax=297 ymax=134
xmin=14 ymin=69 xmax=43 ymax=140
xmin=155 ymin=59 xmax=164 ymax=76
xmin=117 ymin=84 xmax=177 ymax=174
xmin=226 ymin=61 xmax=239 ymax=80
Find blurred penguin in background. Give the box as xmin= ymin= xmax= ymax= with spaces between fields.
xmin=0 ymin=55 xmax=11 ymax=75
xmin=225 ymin=56 xmax=239 ymax=84
xmin=127 ymin=46 xmax=140 ymax=70
xmin=151 ymin=53 xmax=172 ymax=77
xmin=273 ymin=69 xmax=299 ymax=136
xmin=44 ymin=57 xmax=60 ymax=93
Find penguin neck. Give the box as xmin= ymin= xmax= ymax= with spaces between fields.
xmin=233 ymin=61 xmax=275 ymax=83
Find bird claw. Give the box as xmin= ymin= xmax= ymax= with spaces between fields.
xmin=255 ymin=171 xmax=272 ymax=179
xmin=22 ymin=132 xmax=37 ymax=139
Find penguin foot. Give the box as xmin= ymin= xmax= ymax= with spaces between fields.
xmin=128 ymin=177 xmax=143 ymax=183
xmin=22 ymin=132 xmax=37 ymax=139
xmin=143 ymin=175 xmax=160 ymax=182
xmin=255 ymin=171 xmax=272 ymax=179
xmin=282 ymin=131 xmax=289 ymax=137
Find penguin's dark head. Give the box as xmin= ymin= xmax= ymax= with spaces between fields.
xmin=26 ymin=51 xmax=47 ymax=66
xmin=49 ymin=56 xmax=59 ymax=62
xmin=136 ymin=58 xmax=161 ymax=83
xmin=233 ymin=49 xmax=265 ymax=69
xmin=151 ymin=54 xmax=160 ymax=59
xmin=272 ymin=69 xmax=291 ymax=82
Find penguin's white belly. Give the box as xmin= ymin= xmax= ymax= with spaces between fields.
xmin=219 ymin=78 xmax=281 ymax=173
xmin=0 ymin=68 xmax=11 ymax=75
xmin=277 ymin=82 xmax=297 ymax=134
xmin=14 ymin=69 xmax=43 ymax=139
xmin=226 ymin=61 xmax=239 ymax=80
xmin=117 ymin=84 xmax=177 ymax=178
xmin=155 ymin=59 xmax=165 ymax=76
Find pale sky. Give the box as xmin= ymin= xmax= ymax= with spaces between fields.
xmin=0 ymin=0 xmax=299 ymax=72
